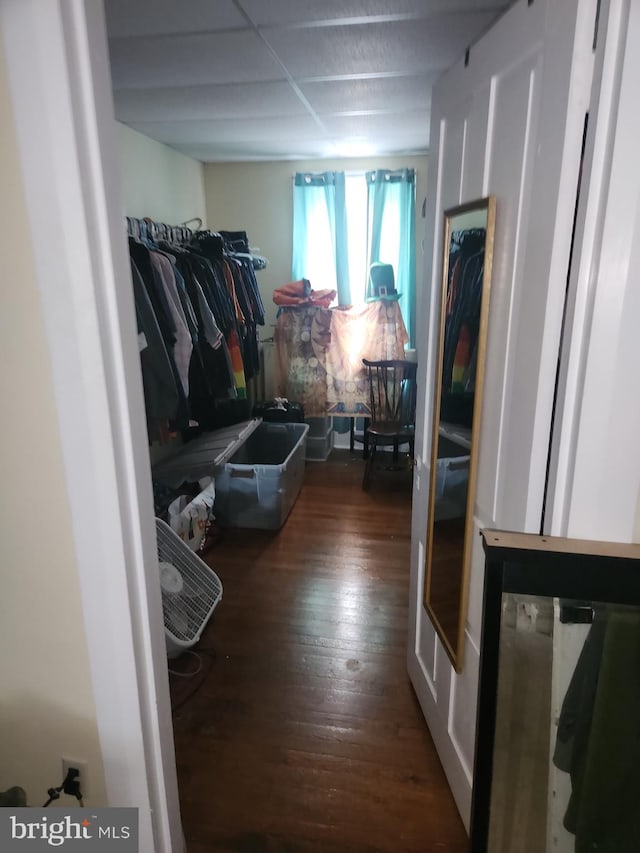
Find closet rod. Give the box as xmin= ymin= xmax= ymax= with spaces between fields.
xmin=126 ymin=215 xmax=197 ymax=244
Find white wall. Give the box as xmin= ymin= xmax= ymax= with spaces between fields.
xmin=0 ymin=40 xmax=106 ymax=808
xmin=204 ymin=156 xmax=428 ymax=333
xmin=117 ymin=122 xmax=207 ymax=226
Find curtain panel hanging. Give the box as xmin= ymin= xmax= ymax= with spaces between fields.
xmin=366 ymin=168 xmax=416 ymax=347
xmin=292 ymin=171 xmax=350 ymax=306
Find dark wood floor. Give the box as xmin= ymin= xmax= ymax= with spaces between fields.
xmin=170 ymin=449 xmax=468 ymax=853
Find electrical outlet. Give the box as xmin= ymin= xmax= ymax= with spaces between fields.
xmin=61 ymin=758 xmax=89 ymax=801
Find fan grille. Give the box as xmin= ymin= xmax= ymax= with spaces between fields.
xmin=155 ymin=518 xmax=223 ymax=644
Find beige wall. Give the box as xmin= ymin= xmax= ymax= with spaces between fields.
xmin=117 ymin=122 xmax=207 ymax=226
xmin=204 ymin=156 xmax=429 ymax=332
xmin=0 ymin=45 xmax=106 ymax=806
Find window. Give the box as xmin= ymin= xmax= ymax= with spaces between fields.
xmin=292 ymin=169 xmax=416 ymax=346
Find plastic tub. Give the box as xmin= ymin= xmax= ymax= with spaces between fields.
xmin=214 ymin=421 xmax=309 ymax=529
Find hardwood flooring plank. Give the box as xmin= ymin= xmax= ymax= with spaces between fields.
xmin=170 ymin=450 xmax=468 ymax=852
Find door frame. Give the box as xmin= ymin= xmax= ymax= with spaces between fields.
xmin=0 ymin=1 xmax=181 ymax=850
xmin=544 ymin=0 xmax=637 ymax=539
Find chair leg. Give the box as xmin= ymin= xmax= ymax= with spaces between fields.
xmin=350 ymin=418 xmax=354 ymax=451
xmin=362 ymin=440 xmax=376 ymax=490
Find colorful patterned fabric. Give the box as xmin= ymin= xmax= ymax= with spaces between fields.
xmin=275 ymin=301 xmax=409 ymax=417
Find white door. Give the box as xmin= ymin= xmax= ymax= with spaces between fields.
xmin=408 ymin=0 xmax=601 ymax=828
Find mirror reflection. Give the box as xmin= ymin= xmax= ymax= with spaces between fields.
xmin=487 ymin=594 xmax=640 ymax=853
xmin=424 ymin=197 xmax=496 ymax=670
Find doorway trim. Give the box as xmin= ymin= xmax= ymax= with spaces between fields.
xmin=0 ymin=1 xmax=181 ymax=850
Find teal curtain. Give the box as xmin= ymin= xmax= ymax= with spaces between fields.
xmin=366 ymin=169 xmax=416 ymax=346
xmin=292 ymin=172 xmax=350 ymax=305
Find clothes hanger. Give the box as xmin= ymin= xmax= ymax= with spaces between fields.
xmin=181 ymin=217 xmax=202 ymax=230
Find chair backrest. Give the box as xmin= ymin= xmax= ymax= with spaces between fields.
xmin=362 ymin=359 xmax=417 ymax=426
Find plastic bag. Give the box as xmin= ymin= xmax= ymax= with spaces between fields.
xmin=167 ymin=479 xmax=216 ymax=551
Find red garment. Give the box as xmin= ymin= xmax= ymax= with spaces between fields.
xmin=273 ymin=279 xmax=310 ymax=305
xmin=273 ymin=278 xmax=336 ymax=308
xmin=308 ymin=289 xmax=337 ymax=308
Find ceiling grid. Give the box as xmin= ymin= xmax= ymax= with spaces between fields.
xmin=105 ymin=0 xmax=513 ymax=161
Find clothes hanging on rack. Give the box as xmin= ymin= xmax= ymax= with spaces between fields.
xmin=437 ymin=228 xmax=485 ymax=430
xmin=131 ymin=258 xmax=179 ymax=426
xmin=216 ymin=229 xmax=269 ymax=271
xmin=191 ymin=229 xmax=265 ymax=387
xmin=126 ymin=217 xmax=265 ymax=440
xmin=442 ymin=228 xmax=485 ymax=396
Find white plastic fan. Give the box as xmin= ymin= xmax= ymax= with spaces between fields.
xmin=155 ymin=518 xmax=223 ymax=657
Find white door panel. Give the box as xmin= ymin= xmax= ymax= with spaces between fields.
xmin=477 ymin=55 xmax=540 ymax=525
xmin=461 ymin=85 xmax=492 ymax=200
xmin=416 ymin=606 xmax=437 ymax=690
xmin=409 ymin=0 xmax=599 ymax=827
xmin=448 ymin=645 xmax=480 ymax=778
xmin=441 ymin=108 xmax=470 ymax=210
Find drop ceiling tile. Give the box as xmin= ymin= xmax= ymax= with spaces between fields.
xmin=104 ymin=1 xmax=514 ymax=162
xmin=264 ymin=16 xmax=497 ymax=80
xmin=113 ymin=82 xmax=306 ymax=123
xmin=177 ymin=126 xmax=430 ymax=161
xmin=104 ymin=0 xmax=246 ymax=38
xmin=323 ymin=111 xmax=429 ymax=141
xmin=178 ymin=139 xmax=335 ymax=162
xmin=127 ymin=115 xmax=323 ymax=146
xmin=108 ymin=31 xmax=283 ymax=89
xmin=300 ymin=74 xmax=435 ymax=116
xmin=241 ymin=0 xmax=508 ymax=27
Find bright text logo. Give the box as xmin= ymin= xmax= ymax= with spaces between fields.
xmin=0 ymin=809 xmax=137 ymax=851
xmin=11 ymin=815 xmax=92 ymax=846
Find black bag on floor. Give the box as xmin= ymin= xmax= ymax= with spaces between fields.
xmin=252 ymin=399 xmax=305 ymax=423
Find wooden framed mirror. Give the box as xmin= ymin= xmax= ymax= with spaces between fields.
xmin=423 ymin=196 xmax=496 ymax=671
xmin=471 ymin=530 xmax=640 ymax=853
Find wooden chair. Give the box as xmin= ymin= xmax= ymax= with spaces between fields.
xmin=361 ymin=358 xmax=417 ymax=490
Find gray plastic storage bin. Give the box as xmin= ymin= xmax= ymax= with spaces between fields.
xmin=305 ymin=416 xmax=332 ymax=437
xmin=152 ymin=420 xmax=259 ymax=488
xmin=434 ymin=455 xmax=470 ymax=521
xmin=214 ymin=421 xmax=309 ymax=530
xmin=306 ymin=423 xmax=333 ymax=461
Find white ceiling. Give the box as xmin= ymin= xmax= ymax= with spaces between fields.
xmin=105 ymin=0 xmax=513 ymax=163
